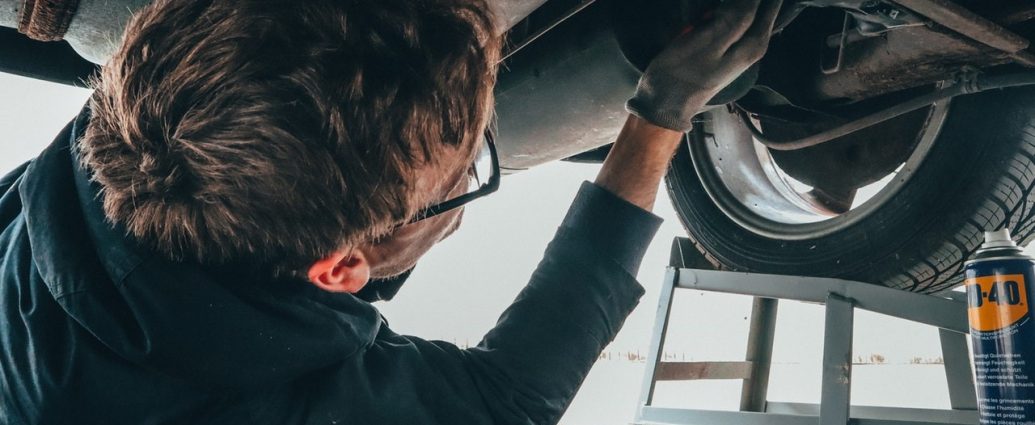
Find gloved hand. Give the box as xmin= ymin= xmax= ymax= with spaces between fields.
xmin=626 ymin=0 xmax=783 ymax=132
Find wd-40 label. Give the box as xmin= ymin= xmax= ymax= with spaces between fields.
xmin=966 ymin=258 xmax=1035 ymax=425
xmin=967 ymin=274 xmax=1029 ymax=331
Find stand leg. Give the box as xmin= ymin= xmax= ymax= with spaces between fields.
xmin=939 ymin=328 xmax=977 ymax=410
xmin=741 ymin=297 xmax=778 ymax=412
xmin=820 ymin=294 xmax=854 ymax=425
xmin=639 ymin=268 xmax=679 ymax=408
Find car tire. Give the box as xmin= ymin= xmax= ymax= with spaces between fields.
xmin=666 ymin=87 xmax=1035 ymax=293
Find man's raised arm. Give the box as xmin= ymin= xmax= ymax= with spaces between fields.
xmin=295 ymin=1 xmax=783 ymax=424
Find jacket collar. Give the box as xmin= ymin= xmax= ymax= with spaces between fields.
xmin=20 ymin=108 xmax=131 ymax=298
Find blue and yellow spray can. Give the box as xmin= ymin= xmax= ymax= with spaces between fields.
xmin=965 ymin=229 xmax=1035 ymax=424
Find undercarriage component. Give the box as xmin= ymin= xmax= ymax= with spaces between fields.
xmin=503 ymin=0 xmax=597 ymax=60
xmin=802 ymin=0 xmax=924 ymax=35
xmin=994 ymin=3 xmax=1035 ymax=26
xmin=759 ymin=7 xmax=1014 ymax=106
xmin=495 ymin=0 xmax=552 ymax=32
xmin=494 ymin=3 xmax=639 ymax=171
xmin=498 ymin=0 xmax=1035 ymax=169
xmin=759 ymin=106 xmax=933 ymax=199
xmin=0 ymin=0 xmax=552 ymax=85
xmin=815 ymin=26 xmax=1011 ymax=102
xmin=757 ymin=0 xmax=1035 ymax=107
xmin=0 ymin=27 xmax=96 ymax=86
xmin=607 ymin=0 xmax=718 ymax=72
xmin=890 ymin=0 xmax=1035 ymax=66
xmin=744 ymin=71 xmax=1035 ymax=151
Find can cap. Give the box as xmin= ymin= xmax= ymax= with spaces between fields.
xmin=982 ymin=228 xmax=1018 ymax=250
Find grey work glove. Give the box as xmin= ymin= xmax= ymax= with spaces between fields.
xmin=626 ymin=0 xmax=784 ymax=133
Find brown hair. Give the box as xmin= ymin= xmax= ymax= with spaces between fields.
xmin=79 ymin=0 xmax=500 ymax=274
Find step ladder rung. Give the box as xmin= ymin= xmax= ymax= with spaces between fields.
xmin=655 ymin=361 xmax=754 ymax=381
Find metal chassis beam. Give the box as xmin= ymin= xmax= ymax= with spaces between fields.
xmin=889 ymin=0 xmax=1035 ymax=66
xmin=676 ymin=269 xmax=969 ymax=334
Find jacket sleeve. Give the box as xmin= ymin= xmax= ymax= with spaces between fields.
xmin=0 ymin=160 xmax=31 ymax=224
xmin=301 ymin=182 xmax=663 ymax=425
xmin=0 ymin=160 xmax=31 ymax=195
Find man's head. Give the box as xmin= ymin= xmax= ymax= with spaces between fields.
xmin=79 ymin=0 xmax=500 ymax=289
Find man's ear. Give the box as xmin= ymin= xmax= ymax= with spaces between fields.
xmin=307 ymin=249 xmax=371 ymax=293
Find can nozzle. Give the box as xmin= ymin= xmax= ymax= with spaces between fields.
xmin=982 ymin=228 xmax=1019 ymax=250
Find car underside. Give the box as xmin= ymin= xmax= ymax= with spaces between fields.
xmin=4 ymin=0 xmax=1035 ymax=292
xmin=497 ymin=0 xmax=1035 ymax=166
xmin=494 ymin=0 xmax=1035 ymax=292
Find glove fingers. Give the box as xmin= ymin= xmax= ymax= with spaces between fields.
xmin=725 ymin=0 xmax=783 ymax=64
xmin=696 ymin=0 xmax=764 ymax=52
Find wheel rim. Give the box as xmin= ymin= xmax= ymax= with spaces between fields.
xmin=689 ymin=99 xmax=952 ymax=241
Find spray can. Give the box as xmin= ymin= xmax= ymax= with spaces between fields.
xmin=965 ymin=229 xmax=1035 ymax=425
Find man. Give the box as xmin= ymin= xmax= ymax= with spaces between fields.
xmin=0 ymin=0 xmax=780 ymax=423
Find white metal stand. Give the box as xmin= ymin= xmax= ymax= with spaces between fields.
xmin=634 ymin=238 xmax=978 ymax=425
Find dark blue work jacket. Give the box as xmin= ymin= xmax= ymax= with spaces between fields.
xmin=0 ymin=108 xmax=660 ymax=424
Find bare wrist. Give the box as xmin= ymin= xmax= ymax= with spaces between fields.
xmin=594 ymin=115 xmax=684 ymax=211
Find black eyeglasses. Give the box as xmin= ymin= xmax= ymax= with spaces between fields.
xmin=406 ymin=129 xmax=500 ymax=224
